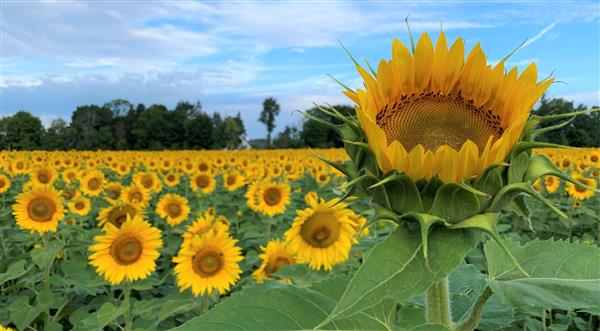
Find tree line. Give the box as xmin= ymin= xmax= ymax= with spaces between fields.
xmin=0 ymin=96 xmax=597 ymax=150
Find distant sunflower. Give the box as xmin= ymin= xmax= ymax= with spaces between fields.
xmin=156 ymin=194 xmax=190 ymax=226
xmin=190 ymin=173 xmax=216 ymax=194
xmin=252 ymin=239 xmax=296 ymax=284
xmin=13 ymin=188 xmax=64 ymax=233
xmin=80 ymin=170 xmax=105 ymax=197
xmin=343 ymin=32 xmax=552 ymax=183
xmin=163 ymin=172 xmax=180 ymax=187
xmin=315 ymin=171 xmax=330 ymax=185
xmin=104 ymin=182 xmax=124 ymax=201
xmin=0 ymin=174 xmax=11 ymax=194
xmin=246 ymin=181 xmax=291 ymax=217
xmin=29 ymin=166 xmax=56 ymax=187
xmin=123 ymin=185 xmax=150 ymax=209
xmin=62 ymin=168 xmax=78 ymax=184
xmin=173 ymin=230 xmax=243 ymax=295
xmin=69 ymin=196 xmax=91 ymax=216
xmin=89 ymin=215 xmax=163 ymax=285
xmin=133 ymin=172 xmax=162 ymax=193
xmin=182 ymin=212 xmax=229 ymax=246
xmin=223 ymin=171 xmax=245 ymax=191
xmin=98 ymin=203 xmax=141 ymax=228
xmin=285 ymin=192 xmax=358 ymax=270
xmin=566 ymin=173 xmax=596 ymax=200
xmin=544 ymin=175 xmax=560 ymax=193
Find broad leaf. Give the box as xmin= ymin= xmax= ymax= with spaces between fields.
xmin=322 ymin=225 xmax=477 ymax=323
xmin=0 ymin=260 xmax=30 ymax=286
xmin=485 ymin=239 xmax=600 ymax=310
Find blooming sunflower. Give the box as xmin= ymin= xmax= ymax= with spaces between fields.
xmin=80 ymin=170 xmax=105 ymax=197
xmin=182 ymin=211 xmax=229 ymax=246
xmin=173 ymin=230 xmax=243 ymax=296
xmin=566 ymin=173 xmax=596 ymax=200
xmin=252 ymin=239 xmax=296 ymax=284
xmin=223 ymin=171 xmax=246 ymax=191
xmin=156 ymin=194 xmax=190 ymax=226
xmin=13 ymin=187 xmax=64 ymax=233
xmin=98 ymin=202 xmax=141 ymax=228
xmin=104 ymin=182 xmax=124 ymax=201
xmin=544 ymin=175 xmax=560 ymax=193
xmin=343 ymin=32 xmax=553 ymax=183
xmin=29 ymin=166 xmax=56 ymax=187
xmin=246 ymin=181 xmax=291 ymax=217
xmin=69 ymin=196 xmax=91 ymax=216
xmin=123 ymin=185 xmax=150 ymax=209
xmin=0 ymin=174 xmax=11 ymax=194
xmin=133 ymin=172 xmax=162 ymax=193
xmin=89 ymin=215 xmax=162 ymax=285
xmin=163 ymin=172 xmax=180 ymax=187
xmin=190 ymin=173 xmax=216 ymax=194
xmin=284 ymin=192 xmax=358 ymax=270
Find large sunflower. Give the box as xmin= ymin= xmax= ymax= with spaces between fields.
xmin=173 ymin=230 xmax=243 ymax=296
xmin=89 ymin=215 xmax=163 ymax=285
xmin=252 ymin=239 xmax=296 ymax=284
xmin=13 ymin=188 xmax=64 ymax=233
xmin=343 ymin=32 xmax=553 ymax=183
xmin=284 ymin=192 xmax=358 ymax=270
xmin=156 ymin=194 xmax=190 ymax=226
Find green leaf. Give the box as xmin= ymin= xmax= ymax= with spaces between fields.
xmin=429 ymin=183 xmax=480 ymax=223
xmin=321 ymin=225 xmax=477 ymax=323
xmin=169 ymin=280 xmax=396 ymax=331
xmin=370 ymin=172 xmax=423 ymax=214
xmin=485 ymin=239 xmax=600 ymax=310
xmin=9 ymin=296 xmax=42 ymax=331
xmin=79 ymin=302 xmax=126 ymax=330
xmin=0 ymin=260 xmax=30 ymax=286
xmin=31 ymin=240 xmax=64 ymax=269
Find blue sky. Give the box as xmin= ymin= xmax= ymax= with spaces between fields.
xmin=1 ymin=0 xmax=599 ymax=139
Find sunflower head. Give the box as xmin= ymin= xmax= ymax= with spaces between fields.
xmin=98 ymin=202 xmax=141 ymax=228
xmin=156 ymin=194 xmax=190 ymax=226
xmin=252 ymin=239 xmax=296 ymax=284
xmin=0 ymin=174 xmax=11 ymax=194
xmin=285 ymin=192 xmax=358 ymax=270
xmin=245 ymin=181 xmax=291 ymax=217
xmin=89 ymin=214 xmax=163 ymax=285
xmin=173 ymin=230 xmax=243 ymax=296
xmin=13 ymin=188 xmax=64 ymax=233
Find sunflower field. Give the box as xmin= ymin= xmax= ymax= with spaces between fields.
xmin=1 ymin=32 xmax=600 ymax=331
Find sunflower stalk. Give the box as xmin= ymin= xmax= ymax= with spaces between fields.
xmin=122 ymin=282 xmax=132 ymax=331
xmin=426 ymin=277 xmax=453 ymax=327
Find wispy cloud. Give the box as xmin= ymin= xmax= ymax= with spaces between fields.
xmin=522 ymin=22 xmax=557 ymax=49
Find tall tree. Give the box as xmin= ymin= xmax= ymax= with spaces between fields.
xmin=223 ymin=112 xmax=247 ymax=149
xmin=0 ymin=111 xmax=45 ymax=150
xmin=273 ymin=125 xmax=304 ymax=148
xmin=70 ymin=105 xmax=114 ymax=150
xmin=259 ymin=97 xmax=280 ymax=147
xmin=211 ymin=113 xmax=227 ymax=149
xmin=43 ymin=118 xmax=71 ymax=150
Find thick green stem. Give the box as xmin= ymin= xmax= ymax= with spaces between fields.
xmin=426 ymin=277 xmax=452 ymax=327
xmin=203 ymin=294 xmax=210 ymax=314
xmin=41 ymin=234 xmax=51 ymax=329
xmin=123 ymin=283 xmax=132 ymax=331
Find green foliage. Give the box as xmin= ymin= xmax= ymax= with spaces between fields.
xmin=0 ymin=111 xmax=45 ymax=150
xmin=485 ymin=238 xmax=600 ymax=310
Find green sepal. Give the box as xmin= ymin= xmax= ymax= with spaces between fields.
xmin=508 ymin=152 xmax=530 ymax=184
xmin=525 ymin=154 xmax=600 ymax=192
xmin=450 ymin=213 xmax=529 ymax=277
xmin=419 ymin=176 xmax=444 ymax=211
xmin=511 ymin=141 xmax=573 ymax=157
xmin=401 ymin=212 xmax=450 ymax=265
xmin=531 ymin=117 xmax=574 ymax=139
xmin=473 ymin=166 xmax=504 ymax=211
xmin=341 ymin=139 xmax=380 ymax=176
xmin=310 ymin=151 xmax=357 ymax=179
xmin=488 ymin=182 xmax=568 ymax=219
xmin=429 ymin=183 xmax=480 ymax=223
xmin=533 ymin=107 xmax=600 ymax=124
xmin=367 ymin=171 xmax=424 ymax=214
